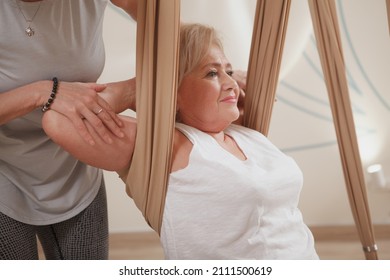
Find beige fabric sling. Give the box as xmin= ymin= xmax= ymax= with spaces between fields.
xmin=119 ymin=0 xmax=180 ymax=234
xmin=308 ymin=0 xmax=378 ymax=260
xmin=386 ymin=0 xmax=390 ymax=35
xmin=243 ymin=0 xmax=291 ymax=135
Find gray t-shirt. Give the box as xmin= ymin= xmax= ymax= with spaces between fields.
xmin=0 ymin=0 xmax=108 ymax=225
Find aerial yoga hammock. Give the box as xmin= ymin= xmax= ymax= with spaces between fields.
xmin=387 ymin=0 xmax=390 ymax=35
xmin=118 ymin=0 xmax=378 ymax=260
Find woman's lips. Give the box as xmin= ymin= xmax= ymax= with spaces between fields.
xmin=220 ymin=95 xmax=237 ymax=103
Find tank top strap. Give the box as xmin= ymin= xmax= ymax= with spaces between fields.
xmin=175 ymin=122 xmax=214 ymax=146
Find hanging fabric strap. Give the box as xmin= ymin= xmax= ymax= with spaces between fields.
xmin=308 ymin=0 xmax=378 ymax=260
xmin=386 ymin=0 xmax=390 ymax=34
xmin=386 ymin=0 xmax=390 ymax=35
xmin=243 ymin=0 xmax=291 ymax=135
xmin=120 ymin=0 xmax=180 ymax=234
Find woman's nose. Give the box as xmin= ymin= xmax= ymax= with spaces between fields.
xmin=222 ymin=73 xmax=239 ymax=91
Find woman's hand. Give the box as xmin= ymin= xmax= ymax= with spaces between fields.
xmin=233 ymin=70 xmax=246 ymax=125
xmin=232 ymin=70 xmax=247 ymax=92
xmin=98 ymin=78 xmax=136 ymax=113
xmin=48 ymin=81 xmax=124 ymax=145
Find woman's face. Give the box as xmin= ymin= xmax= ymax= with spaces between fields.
xmin=177 ymin=45 xmax=240 ymax=132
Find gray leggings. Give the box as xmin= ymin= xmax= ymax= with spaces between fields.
xmin=0 ymin=181 xmax=108 ymax=260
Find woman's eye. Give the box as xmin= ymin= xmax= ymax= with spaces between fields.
xmin=206 ymin=70 xmax=218 ymax=78
xmin=226 ymin=70 xmax=234 ymax=76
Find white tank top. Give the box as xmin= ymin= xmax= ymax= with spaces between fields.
xmin=160 ymin=123 xmax=318 ymax=259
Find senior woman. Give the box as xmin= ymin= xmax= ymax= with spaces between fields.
xmin=42 ymin=23 xmax=318 ymax=260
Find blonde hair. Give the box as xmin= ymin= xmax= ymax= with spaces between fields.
xmin=178 ymin=24 xmax=223 ymax=85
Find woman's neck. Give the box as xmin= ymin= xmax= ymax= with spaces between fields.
xmin=206 ymin=131 xmax=227 ymax=144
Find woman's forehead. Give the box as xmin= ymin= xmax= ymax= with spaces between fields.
xmin=199 ymin=46 xmax=231 ymax=68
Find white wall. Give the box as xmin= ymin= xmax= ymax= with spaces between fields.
xmin=99 ymin=0 xmax=390 ymax=233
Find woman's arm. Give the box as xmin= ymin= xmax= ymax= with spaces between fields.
xmin=111 ymin=0 xmax=138 ymax=20
xmin=42 ymin=109 xmax=136 ymax=171
xmin=1 ymin=80 xmax=124 ymax=146
xmin=0 ymin=80 xmax=50 ymax=125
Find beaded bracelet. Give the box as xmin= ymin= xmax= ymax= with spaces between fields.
xmin=41 ymin=77 xmax=59 ymax=112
